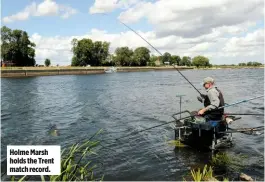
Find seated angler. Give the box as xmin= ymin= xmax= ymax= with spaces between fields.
xmin=197 ymin=77 xmax=225 ymax=121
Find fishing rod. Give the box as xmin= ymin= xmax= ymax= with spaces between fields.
xmin=72 ymin=95 xmax=265 ymax=153
xmin=95 ymin=95 xmax=265 ymax=151
xmin=218 ymin=95 xmax=264 ymax=110
xmin=85 ymin=95 xmax=264 ymax=147
xmin=110 ymin=15 xmax=202 ymax=95
xmin=221 ymin=126 xmax=264 ymax=135
xmin=224 ymin=113 xmax=264 ymax=116
xmin=111 ymin=95 xmax=264 ymax=141
xmin=115 ymin=114 xmax=193 ymax=141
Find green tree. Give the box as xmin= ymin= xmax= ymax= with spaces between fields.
xmin=71 ymin=38 xmax=110 ymax=66
xmin=1 ymin=26 xmax=36 ymax=66
xmin=101 ymin=54 xmax=115 ymax=66
xmin=252 ymin=62 xmax=262 ymax=66
xmin=238 ymin=63 xmax=246 ymax=66
xmin=113 ymin=47 xmax=134 ymax=66
xmin=162 ymin=52 xmax=171 ymax=64
xmin=246 ymin=62 xmax=253 ymax=66
xmin=180 ymin=56 xmax=192 ymax=66
xmin=149 ymin=55 xmax=158 ymax=66
xmin=192 ymin=55 xmax=210 ymax=68
xmin=132 ymin=47 xmax=150 ymax=66
xmin=93 ymin=41 xmax=110 ymax=66
xmin=71 ymin=56 xmax=79 ymax=66
xmin=171 ymin=55 xmax=181 ymax=65
xmin=45 ymin=59 xmax=51 ymax=67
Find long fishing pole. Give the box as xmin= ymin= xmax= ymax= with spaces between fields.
xmin=111 ymin=95 xmax=264 ymax=141
xmin=221 ymin=126 xmax=264 ymax=135
xmin=224 ymin=113 xmax=264 ymax=116
xmin=112 ymin=16 xmax=202 ymax=95
xmin=115 ymin=113 xmax=193 ymax=141
xmin=74 ymin=95 xmax=265 ymax=153
xmin=218 ymin=95 xmax=264 ymax=110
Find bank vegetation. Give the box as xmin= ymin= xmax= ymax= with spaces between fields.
xmin=1 ymin=26 xmax=263 ymax=69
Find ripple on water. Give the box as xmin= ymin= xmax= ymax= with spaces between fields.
xmin=1 ymin=69 xmax=264 ymax=181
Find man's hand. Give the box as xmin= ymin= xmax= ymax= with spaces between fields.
xmin=197 ymin=96 xmax=203 ymax=103
xmin=198 ymin=108 xmax=207 ymax=115
xmin=200 ymin=94 xmax=207 ymax=99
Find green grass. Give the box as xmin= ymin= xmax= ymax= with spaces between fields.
xmin=211 ymin=152 xmax=248 ymax=172
xmin=190 ymin=164 xmax=214 ymax=181
xmin=187 ymin=164 xmax=232 ymax=181
xmin=211 ymin=152 xmax=231 ymax=167
xmin=166 ymin=139 xmax=187 ymax=148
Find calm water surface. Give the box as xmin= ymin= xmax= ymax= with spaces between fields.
xmin=1 ymin=69 xmax=264 ymax=180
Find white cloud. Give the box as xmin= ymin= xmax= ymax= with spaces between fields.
xmin=222 ymin=29 xmax=264 ymax=56
xmin=188 ymin=42 xmax=213 ymax=52
xmin=117 ymin=0 xmax=264 ymax=38
xmin=89 ymin=0 xmax=119 ymax=14
xmin=34 ymin=0 xmax=58 ymax=16
xmin=2 ymin=0 xmax=78 ymax=23
xmin=59 ymin=5 xmax=78 ymax=19
xmin=7 ymin=0 xmax=262 ymax=66
xmin=89 ymin=0 xmax=141 ymax=14
xmin=29 ymin=27 xmax=264 ymax=66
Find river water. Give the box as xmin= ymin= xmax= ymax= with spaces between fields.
xmin=1 ymin=68 xmax=264 ymax=181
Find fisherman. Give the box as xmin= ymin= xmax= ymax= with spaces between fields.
xmin=197 ymin=77 xmax=225 ymax=121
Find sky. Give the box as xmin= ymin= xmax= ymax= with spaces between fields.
xmin=1 ymin=0 xmax=264 ymax=66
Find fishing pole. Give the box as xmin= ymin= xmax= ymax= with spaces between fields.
xmin=115 ymin=114 xmax=194 ymax=141
xmin=217 ymin=95 xmax=264 ymax=110
xmin=221 ymin=126 xmax=264 ymax=135
xmin=94 ymin=95 xmax=265 ymax=149
xmin=110 ymin=95 xmax=264 ymax=141
xmin=224 ymin=113 xmax=264 ymax=116
xmin=105 ymin=14 xmax=203 ymax=95
xmin=73 ymin=95 xmax=265 ymax=153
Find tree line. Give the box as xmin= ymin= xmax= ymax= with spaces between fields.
xmin=1 ymin=26 xmax=36 ymax=66
xmin=238 ymin=62 xmax=262 ymax=66
xmin=1 ymin=26 xmax=263 ymax=67
xmin=70 ymin=37 xmax=212 ymax=67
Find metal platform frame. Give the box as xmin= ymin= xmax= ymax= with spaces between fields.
xmin=172 ymin=95 xmax=233 ymax=151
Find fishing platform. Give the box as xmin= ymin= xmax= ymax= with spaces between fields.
xmin=171 ymin=95 xmax=263 ymax=152
xmin=172 ymin=110 xmax=239 ymax=151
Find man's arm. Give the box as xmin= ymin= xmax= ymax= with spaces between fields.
xmin=205 ymin=89 xmax=220 ymax=111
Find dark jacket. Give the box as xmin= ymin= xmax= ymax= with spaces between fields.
xmin=202 ymin=87 xmax=225 ymax=120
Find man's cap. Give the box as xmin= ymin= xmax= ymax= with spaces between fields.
xmin=202 ymin=77 xmax=214 ymax=86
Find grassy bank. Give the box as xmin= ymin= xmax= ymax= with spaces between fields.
xmin=1 ymin=66 xmax=192 ymax=70
xmin=0 ymin=66 xmax=192 ymax=78
xmin=1 ymin=65 xmax=263 ymax=78
xmin=1 ymin=65 xmax=263 ymax=70
xmin=202 ymin=65 xmax=264 ymax=69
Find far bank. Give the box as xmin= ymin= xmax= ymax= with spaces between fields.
xmin=0 ymin=66 xmax=191 ymax=78
xmin=0 ymin=66 xmax=263 ymax=78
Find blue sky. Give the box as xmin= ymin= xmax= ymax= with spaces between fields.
xmin=2 ymin=0 xmax=153 ymax=36
xmin=1 ymin=0 xmax=264 ymax=66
